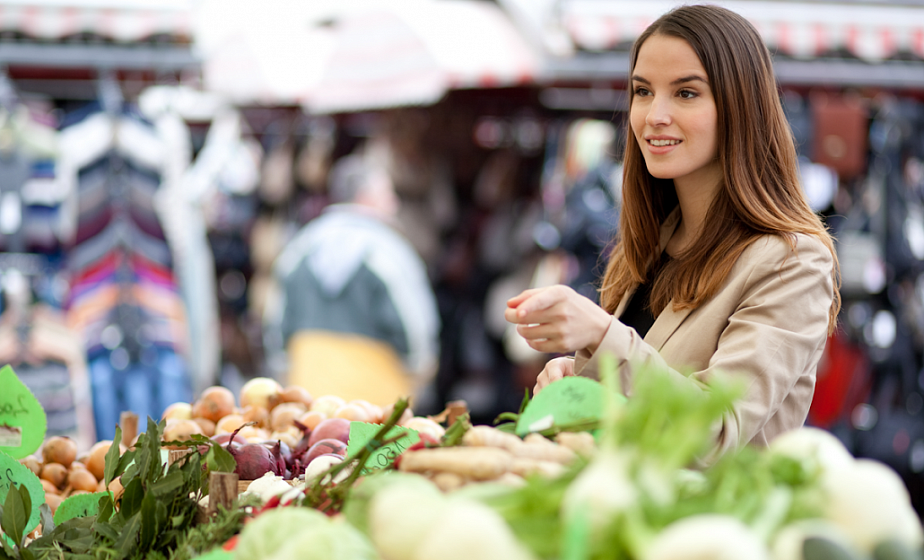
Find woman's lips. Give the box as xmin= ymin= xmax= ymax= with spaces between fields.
xmin=645 ymin=138 xmax=682 ymax=155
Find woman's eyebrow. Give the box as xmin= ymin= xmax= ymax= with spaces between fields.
xmin=631 ymin=75 xmax=708 ymax=86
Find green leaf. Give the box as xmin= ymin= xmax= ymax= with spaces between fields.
xmin=93 ymin=520 xmax=120 ymax=544
xmin=205 ymin=442 xmax=236 ymax=476
xmin=139 ymin=491 xmax=157 ymax=552
xmin=38 ymin=502 xmax=54 ymax=535
xmin=0 ymin=534 xmax=15 ymax=559
xmin=1 ymin=482 xmax=28 ymax=548
xmin=96 ymin=493 xmax=114 ymax=523
xmin=105 ymin=426 xmax=123 ymax=486
xmin=114 ymin=513 xmax=141 ymax=556
xmin=150 ymin=471 xmax=184 ymax=498
xmin=18 ymin=547 xmax=34 ymax=560
xmin=119 ymin=478 xmax=144 ymax=519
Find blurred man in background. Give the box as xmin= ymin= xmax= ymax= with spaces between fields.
xmin=263 ymin=152 xmax=440 ymax=406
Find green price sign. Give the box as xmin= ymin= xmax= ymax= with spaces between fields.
xmin=54 ymin=491 xmax=106 ymax=525
xmin=346 ymin=422 xmax=420 ymax=475
xmin=516 ymin=376 xmax=615 ymax=436
xmin=0 ymin=450 xmax=45 ymax=536
xmin=0 ymin=365 xmax=47 ymax=459
xmin=196 ymin=548 xmax=234 ymax=560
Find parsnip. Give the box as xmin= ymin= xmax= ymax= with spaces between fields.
xmin=513 ymin=440 xmax=576 ymax=464
xmin=554 ymin=431 xmax=597 ymax=458
xmin=431 ymin=471 xmax=467 ymax=492
xmin=509 ymin=457 xmax=567 ymax=478
xmin=399 ymin=447 xmax=512 ymax=480
xmin=462 ymin=426 xmax=524 ymax=453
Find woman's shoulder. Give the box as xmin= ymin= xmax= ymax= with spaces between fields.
xmin=739 ymin=232 xmax=834 ymax=275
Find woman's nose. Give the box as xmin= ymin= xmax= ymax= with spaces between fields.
xmin=646 ymin=96 xmax=671 ymax=126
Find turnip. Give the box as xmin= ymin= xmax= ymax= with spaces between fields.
xmin=265 ymin=517 xmax=379 ymax=560
xmin=642 ymin=514 xmax=769 ymax=560
xmin=368 ymin=476 xmax=448 ymax=560
xmin=412 ymin=498 xmax=537 ymax=560
xmin=770 ymin=519 xmax=855 ymax=560
xmin=769 ymin=427 xmax=854 ymax=474
xmin=303 ymin=454 xmax=350 ymax=485
xmin=234 ymin=506 xmax=330 ymax=560
xmin=820 ymin=458 xmax=924 ymax=553
xmin=560 ymin=448 xmax=637 ymax=538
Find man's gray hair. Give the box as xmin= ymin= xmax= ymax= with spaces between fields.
xmin=328 ymin=154 xmax=375 ymax=204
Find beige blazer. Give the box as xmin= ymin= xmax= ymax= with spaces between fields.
xmin=575 ymin=210 xmax=835 ymax=457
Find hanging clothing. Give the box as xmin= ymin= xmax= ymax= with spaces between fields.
xmin=58 ymin=103 xmax=193 ymax=438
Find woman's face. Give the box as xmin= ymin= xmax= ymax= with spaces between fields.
xmin=630 ymin=34 xmax=721 ymax=193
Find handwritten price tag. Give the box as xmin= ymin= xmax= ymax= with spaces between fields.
xmin=0 ymin=450 xmax=45 ymax=536
xmin=0 ymin=365 xmax=47 ymax=459
xmin=515 ymin=376 xmax=611 ymax=436
xmin=346 ymin=422 xmax=420 ymax=475
xmin=54 ymin=492 xmax=105 ymax=525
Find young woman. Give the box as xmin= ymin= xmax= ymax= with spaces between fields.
xmin=505 ymin=4 xmax=840 ymax=456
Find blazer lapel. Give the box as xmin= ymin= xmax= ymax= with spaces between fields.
xmin=644 ymin=302 xmax=693 ymax=351
xmin=644 ymin=208 xmax=692 ymax=351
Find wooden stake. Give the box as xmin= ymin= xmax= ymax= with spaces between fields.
xmin=208 ymin=472 xmax=238 ymax=517
xmin=120 ymin=411 xmax=138 ymax=448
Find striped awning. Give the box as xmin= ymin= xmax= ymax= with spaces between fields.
xmin=304 ymin=0 xmax=540 ymax=114
xmin=559 ymin=0 xmax=924 ymax=62
xmin=0 ymin=0 xmax=193 ymax=43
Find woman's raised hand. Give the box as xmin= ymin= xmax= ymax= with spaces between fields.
xmin=504 ymin=284 xmax=612 ymax=355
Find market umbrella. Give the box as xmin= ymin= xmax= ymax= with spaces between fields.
xmin=303 ymin=0 xmax=540 ymax=114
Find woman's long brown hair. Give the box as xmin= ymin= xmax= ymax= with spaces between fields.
xmin=598 ymin=5 xmax=841 ymax=333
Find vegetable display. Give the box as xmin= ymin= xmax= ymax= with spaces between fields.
xmin=0 ymin=359 xmax=922 ymax=560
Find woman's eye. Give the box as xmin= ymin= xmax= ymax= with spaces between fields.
xmin=633 ymin=87 xmax=651 ymax=97
xmin=679 ymin=90 xmax=697 ymax=99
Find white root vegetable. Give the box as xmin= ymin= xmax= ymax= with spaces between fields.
xmin=820 ymin=458 xmax=924 ymax=553
xmin=770 ymin=519 xmax=854 ymax=560
xmin=430 ymin=471 xmax=467 ymax=492
xmin=242 ymin=472 xmax=295 ymax=503
xmin=769 ymin=427 xmax=854 ymax=473
xmin=643 ymin=514 xmax=769 ymax=560
xmin=303 ymin=455 xmax=351 ymax=485
xmin=369 ymin=477 xmax=447 ymax=560
xmin=412 ymin=499 xmax=538 ymax=560
xmin=561 ymin=449 xmax=637 ymax=536
xmin=509 ymin=457 xmax=567 ymax=479
xmin=512 ymin=440 xmax=576 ymax=464
xmin=398 ymin=447 xmax=512 ymax=480
xmin=462 ymin=425 xmax=524 ymax=453
xmin=554 ymin=431 xmax=597 ymax=458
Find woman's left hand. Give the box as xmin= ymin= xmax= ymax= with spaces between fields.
xmin=504 ymin=284 xmax=612 ymax=354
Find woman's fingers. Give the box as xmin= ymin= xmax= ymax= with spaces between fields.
xmin=533 ymin=357 xmax=575 ymax=395
xmin=506 ymin=286 xmax=569 ymax=322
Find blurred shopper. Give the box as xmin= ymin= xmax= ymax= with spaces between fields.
xmin=264 ymin=153 xmax=440 ymax=406
xmin=506 ymin=5 xmax=840 ymax=460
